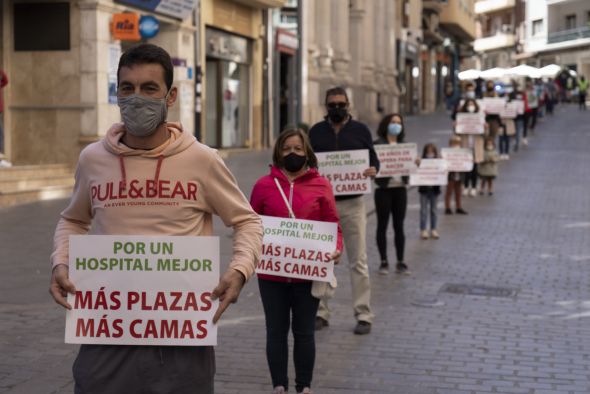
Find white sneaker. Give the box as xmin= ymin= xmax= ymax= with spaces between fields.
xmin=0 ymin=159 xmax=12 ymax=168
xmin=462 ymin=188 xmax=469 ymax=196
xmin=504 ymin=154 xmax=510 ymax=160
xmin=431 ymin=229 xmax=439 ymax=239
xmin=469 ymin=188 xmax=477 ymax=197
xmin=523 ymin=138 xmax=528 ymax=146
xmin=421 ymin=230 xmax=429 ymax=240
xmin=272 ymin=386 xmax=286 ymax=394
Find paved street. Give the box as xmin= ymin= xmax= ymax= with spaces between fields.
xmin=2 ymin=105 xmax=590 ymax=394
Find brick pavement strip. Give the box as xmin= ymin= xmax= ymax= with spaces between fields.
xmin=2 ymin=106 xmax=590 ymax=393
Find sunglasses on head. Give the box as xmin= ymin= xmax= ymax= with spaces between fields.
xmin=327 ymin=102 xmax=347 ymax=109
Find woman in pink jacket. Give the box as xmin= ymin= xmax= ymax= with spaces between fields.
xmin=250 ymin=128 xmax=343 ymax=394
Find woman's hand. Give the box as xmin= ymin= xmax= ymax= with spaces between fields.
xmin=363 ymin=167 xmax=377 ymax=178
xmin=415 ymin=157 xmax=421 ymax=166
xmin=330 ymin=250 xmax=342 ymax=264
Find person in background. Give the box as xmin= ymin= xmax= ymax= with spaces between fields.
xmin=525 ymin=78 xmax=539 ymax=139
xmin=250 ymin=128 xmax=343 ymax=394
xmin=455 ymin=98 xmax=484 ymax=198
xmin=482 ymin=80 xmax=502 ymax=142
xmin=445 ymin=135 xmax=468 ymax=215
xmin=373 ymin=113 xmax=411 ymax=275
xmin=545 ymin=78 xmax=557 ymax=115
xmin=509 ymin=82 xmax=526 ymax=152
xmin=478 ymin=137 xmax=499 ymax=196
xmin=0 ymin=68 xmax=8 ymax=157
xmin=578 ymin=76 xmax=588 ymax=111
xmin=418 ymin=143 xmax=441 ymax=240
xmin=308 ymin=86 xmax=379 ymax=335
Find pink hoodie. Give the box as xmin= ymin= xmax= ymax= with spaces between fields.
xmin=51 ymin=122 xmax=263 ymax=280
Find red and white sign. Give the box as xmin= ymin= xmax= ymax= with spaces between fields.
xmin=441 ymin=148 xmax=473 ymax=172
xmin=375 ymin=143 xmax=417 ymax=177
xmin=409 ymin=159 xmax=448 ymax=186
xmin=276 ymin=29 xmax=299 ymax=55
xmin=482 ymin=97 xmax=507 ymax=115
xmin=257 ymin=216 xmax=337 ymax=282
xmin=455 ymin=113 xmax=486 ymax=135
xmin=65 ymin=235 xmax=219 ymax=346
xmin=316 ymin=150 xmax=372 ymax=196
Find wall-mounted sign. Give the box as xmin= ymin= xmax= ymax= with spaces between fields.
xmin=115 ymin=0 xmax=196 ymax=20
xmin=276 ymin=29 xmax=298 ymax=55
xmin=112 ymin=13 xmax=141 ymax=41
xmin=206 ymin=28 xmax=250 ymax=65
xmin=139 ymin=15 xmax=160 ymax=39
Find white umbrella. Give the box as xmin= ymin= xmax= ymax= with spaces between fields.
xmin=458 ymin=69 xmax=481 ymax=80
xmin=479 ymin=67 xmax=507 ymax=79
xmin=539 ymin=64 xmax=561 ymax=77
xmin=507 ymin=64 xmax=541 ymax=78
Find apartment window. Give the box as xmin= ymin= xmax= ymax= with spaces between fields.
xmin=14 ymin=3 xmax=70 ymax=51
xmin=565 ymin=14 xmax=576 ymax=30
xmin=532 ymin=19 xmax=543 ymax=36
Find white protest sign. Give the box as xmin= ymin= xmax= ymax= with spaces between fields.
xmin=316 ymin=150 xmax=371 ymax=195
xmin=501 ymin=102 xmax=518 ymax=119
xmin=409 ymin=159 xmax=448 ymax=186
xmin=65 ymin=235 xmax=219 ymax=346
xmin=375 ymin=143 xmax=417 ymax=177
xmin=455 ymin=113 xmax=486 ymax=135
xmin=441 ymin=148 xmax=474 ymax=172
xmin=512 ymin=99 xmax=525 ymax=115
xmin=257 ymin=216 xmax=337 ymax=282
xmin=482 ymin=97 xmax=507 ymax=115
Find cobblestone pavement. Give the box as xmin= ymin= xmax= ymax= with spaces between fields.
xmin=1 ymin=105 xmax=590 ymax=394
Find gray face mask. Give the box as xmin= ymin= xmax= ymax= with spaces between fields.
xmin=118 ymin=92 xmax=170 ymax=137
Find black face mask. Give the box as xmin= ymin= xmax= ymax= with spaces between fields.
xmin=283 ymin=152 xmax=307 ymax=173
xmin=327 ymin=107 xmax=348 ymax=123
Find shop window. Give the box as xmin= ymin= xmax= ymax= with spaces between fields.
xmin=14 ymin=3 xmax=70 ymax=51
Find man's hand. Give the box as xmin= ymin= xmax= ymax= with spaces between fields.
xmin=363 ymin=166 xmax=377 ymax=178
xmin=211 ymin=269 xmax=246 ymax=324
xmin=49 ymin=264 xmax=76 ymax=310
xmin=330 ymin=250 xmax=342 ymax=265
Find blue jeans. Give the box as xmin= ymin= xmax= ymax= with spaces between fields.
xmin=498 ymin=134 xmax=511 ymax=155
xmin=420 ymin=192 xmax=438 ymax=231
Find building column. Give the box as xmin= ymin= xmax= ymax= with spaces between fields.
xmin=331 ymin=0 xmax=350 ymax=82
xmin=383 ymin=0 xmax=399 ymax=113
xmin=315 ymin=0 xmax=333 ymax=79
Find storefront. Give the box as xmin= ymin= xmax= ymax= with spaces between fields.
xmin=204 ymin=28 xmax=251 ymax=149
xmin=397 ymin=40 xmax=420 ymax=115
xmin=274 ymin=28 xmax=299 ymax=135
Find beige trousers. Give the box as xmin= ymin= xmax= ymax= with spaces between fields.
xmin=317 ymin=196 xmax=374 ymax=323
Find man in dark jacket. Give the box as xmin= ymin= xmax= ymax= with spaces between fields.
xmin=308 ymin=87 xmax=379 ymax=335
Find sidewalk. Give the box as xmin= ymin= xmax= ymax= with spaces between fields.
xmin=2 ymin=105 xmax=590 ymax=393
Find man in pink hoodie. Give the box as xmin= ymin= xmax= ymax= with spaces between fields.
xmin=48 ymin=44 xmax=263 ymax=393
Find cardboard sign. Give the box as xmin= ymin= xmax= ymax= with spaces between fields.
xmin=375 ymin=143 xmax=417 ymax=177
xmin=257 ymin=216 xmax=337 ymax=282
xmin=482 ymin=97 xmax=507 ymax=115
xmin=501 ymin=102 xmax=519 ymax=119
xmin=441 ymin=148 xmax=474 ymax=172
xmin=65 ymin=235 xmax=219 ymax=346
xmin=409 ymin=159 xmax=448 ymax=186
xmin=455 ymin=113 xmax=486 ymax=135
xmin=316 ymin=150 xmax=371 ymax=195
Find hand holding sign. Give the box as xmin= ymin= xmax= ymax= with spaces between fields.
xmin=50 ymin=264 xmax=76 ymax=310
xmin=363 ymin=166 xmax=377 ymax=178
xmin=211 ymin=268 xmax=246 ymax=324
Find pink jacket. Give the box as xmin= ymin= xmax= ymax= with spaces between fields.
xmin=250 ymin=165 xmax=343 ymax=282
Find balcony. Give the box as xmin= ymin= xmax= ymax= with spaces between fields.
xmin=548 ymin=27 xmax=590 ymax=44
xmin=439 ymin=0 xmax=477 ymax=41
xmin=474 ymin=32 xmax=516 ymax=51
xmin=475 ymin=0 xmax=515 ymax=14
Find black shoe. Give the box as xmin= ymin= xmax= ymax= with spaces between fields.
xmin=353 ymin=321 xmax=371 ymax=335
xmin=396 ymin=262 xmax=410 ymax=274
xmin=456 ymin=208 xmax=468 ymax=215
xmin=445 ymin=208 xmax=453 ymax=215
xmin=378 ymin=261 xmax=389 ymax=275
xmin=315 ymin=316 xmax=329 ymax=331
xmin=488 ymin=192 xmax=494 ymax=196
